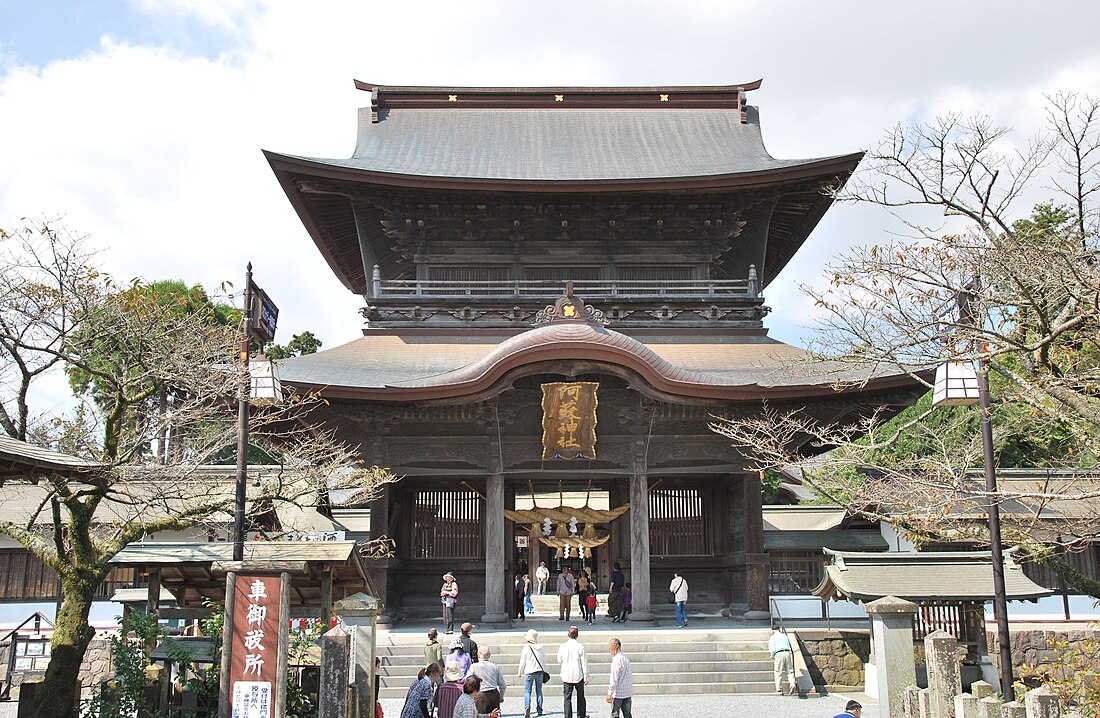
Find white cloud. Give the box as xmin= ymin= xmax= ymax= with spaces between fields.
xmin=2 ymin=0 xmax=1100 ymax=363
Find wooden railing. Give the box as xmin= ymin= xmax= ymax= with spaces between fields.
xmin=374 ymin=277 xmax=758 ymax=299
xmin=768 ymin=553 xmax=825 ymax=595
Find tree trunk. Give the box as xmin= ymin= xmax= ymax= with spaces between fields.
xmin=35 ymin=581 xmax=95 ymax=718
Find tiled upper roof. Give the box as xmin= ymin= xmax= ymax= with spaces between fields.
xmin=274 ymin=106 xmax=859 ymax=183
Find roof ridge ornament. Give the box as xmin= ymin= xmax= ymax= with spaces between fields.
xmin=532 ymin=281 xmax=610 ymax=326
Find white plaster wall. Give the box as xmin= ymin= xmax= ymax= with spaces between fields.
xmin=879 ymin=521 xmax=917 ymax=552
xmin=995 ymin=595 xmax=1100 ymax=621
xmin=0 ymin=600 xmax=123 ymax=631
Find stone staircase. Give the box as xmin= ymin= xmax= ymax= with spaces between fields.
xmin=375 ymin=624 xmax=775 ymax=699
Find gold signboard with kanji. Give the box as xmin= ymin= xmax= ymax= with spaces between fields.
xmin=541 ymin=381 xmax=598 ymax=460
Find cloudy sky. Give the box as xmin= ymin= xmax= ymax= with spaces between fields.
xmin=2 ymin=0 xmax=1099 ymax=388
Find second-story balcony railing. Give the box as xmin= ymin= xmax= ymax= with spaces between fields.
xmin=371 ymin=277 xmax=760 ymax=300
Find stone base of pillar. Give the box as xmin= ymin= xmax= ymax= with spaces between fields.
xmin=742 ymin=610 xmax=771 ymax=622
xmin=376 ymin=613 xmax=395 ymax=625
xmin=480 ymin=613 xmax=510 ymax=625
xmin=623 ymin=611 xmax=657 ymax=625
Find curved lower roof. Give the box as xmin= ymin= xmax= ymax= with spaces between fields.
xmin=276 ymin=324 xmax=922 ymax=403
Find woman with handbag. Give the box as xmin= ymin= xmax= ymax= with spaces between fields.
xmin=516 ymin=628 xmax=548 ymax=718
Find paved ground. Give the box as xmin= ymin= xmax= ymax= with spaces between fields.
xmin=378 ymin=691 xmax=879 ymax=718
xmin=0 ymin=690 xmax=878 ymax=717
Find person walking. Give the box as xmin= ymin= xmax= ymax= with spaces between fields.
xmin=436 ymin=660 xmax=465 ymax=718
xmin=517 ymin=628 xmax=547 ymax=718
xmin=425 ymin=628 xmax=445 ymax=686
xmin=513 ymin=572 xmax=528 ymax=620
xmin=605 ymin=638 xmax=633 ymax=718
xmin=441 ymin=572 xmax=459 ymax=634
xmin=768 ymin=626 xmax=796 ymax=695
xmin=460 ymin=623 xmax=479 ymax=664
xmin=524 ymin=573 xmax=536 ymax=615
xmin=557 ymin=625 xmax=589 ymax=718
xmin=448 ymin=636 xmax=473 ymax=679
xmin=536 ymin=562 xmax=550 ymax=595
xmin=607 ymin=563 xmax=625 ymax=622
xmin=831 ymin=700 xmax=862 ymax=718
xmin=469 ymin=646 xmax=507 ymax=714
xmin=576 ymin=570 xmax=590 ymax=622
xmin=452 ymin=674 xmax=502 ymax=718
xmin=556 ymin=568 xmax=575 ymax=621
xmin=400 ymin=662 xmax=441 ymax=718
xmin=621 ymin=583 xmax=632 ymax=621
xmin=669 ymin=572 xmax=689 ymax=628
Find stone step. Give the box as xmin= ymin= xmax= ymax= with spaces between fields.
xmin=378 ymin=660 xmax=771 ymax=677
xmin=380 ymin=650 xmax=771 ymax=666
xmin=377 ymin=680 xmax=777 ymax=699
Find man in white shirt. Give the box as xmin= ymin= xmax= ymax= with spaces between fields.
xmin=768 ymin=626 xmax=796 ymax=695
xmin=557 ymin=625 xmax=589 ymax=718
xmin=605 ymin=638 xmax=633 ymax=718
xmin=669 ymin=572 xmax=689 ymax=627
xmin=536 ymin=561 xmax=550 ymax=595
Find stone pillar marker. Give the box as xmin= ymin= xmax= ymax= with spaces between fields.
xmin=482 ymin=470 xmax=509 ymax=624
xmin=903 ymin=685 xmax=921 ymax=718
xmin=628 ymin=444 xmax=656 ymax=623
xmin=971 ymin=680 xmax=994 ymax=700
xmin=954 ymin=693 xmax=980 ymax=718
xmin=999 ymin=701 xmax=1026 ymax=718
xmin=1023 ymin=686 xmax=1060 ymax=718
xmin=865 ymin=596 xmax=919 ymax=718
xmin=319 ymin=624 xmax=350 ymax=718
xmin=925 ymin=630 xmax=962 ymax=718
xmin=979 ymin=696 xmax=1003 ymax=718
xmin=334 ymin=592 xmax=382 ymax=718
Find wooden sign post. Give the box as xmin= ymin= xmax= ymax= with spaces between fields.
xmin=218 ymin=571 xmax=290 ymax=718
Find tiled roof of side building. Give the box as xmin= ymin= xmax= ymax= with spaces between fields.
xmin=812 ymin=549 xmax=1053 ymax=603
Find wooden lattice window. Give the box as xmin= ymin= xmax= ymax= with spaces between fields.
xmin=1019 ymin=544 xmax=1100 ymax=593
xmin=428 ymin=266 xmax=510 ymax=283
xmin=618 ymin=266 xmax=696 ymax=281
xmin=523 ymin=266 xmax=602 ymax=281
xmin=648 ymin=488 xmax=712 ymax=556
xmin=412 ymin=490 xmax=484 ymax=559
xmin=768 ymin=551 xmax=825 ymax=595
xmin=0 ymin=550 xmax=59 ymax=600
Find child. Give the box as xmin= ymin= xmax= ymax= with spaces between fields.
xmin=621 ymin=583 xmax=632 ymax=621
xmin=585 ymin=591 xmax=597 ymax=624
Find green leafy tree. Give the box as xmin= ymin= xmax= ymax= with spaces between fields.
xmin=266 ymin=331 xmax=322 ymax=360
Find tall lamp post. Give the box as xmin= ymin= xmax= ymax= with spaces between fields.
xmin=231 ymin=263 xmax=281 ymax=562
xmin=932 ymin=289 xmax=1014 ymax=701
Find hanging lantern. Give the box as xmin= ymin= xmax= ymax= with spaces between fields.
xmin=932 ymin=361 xmax=980 ymax=407
xmin=249 ymin=354 xmax=284 ymax=405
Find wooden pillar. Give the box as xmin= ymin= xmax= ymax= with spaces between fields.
xmin=628 ymin=444 xmax=656 ymax=623
xmin=482 ymin=470 xmax=509 ymax=623
xmin=743 ymin=471 xmax=771 ymax=620
xmin=320 ymin=567 xmax=334 ymax=626
xmin=146 ymin=568 xmax=162 ymax=617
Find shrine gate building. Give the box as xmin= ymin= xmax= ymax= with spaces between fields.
xmin=266 ymin=81 xmax=922 ymax=623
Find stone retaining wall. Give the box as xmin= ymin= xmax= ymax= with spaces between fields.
xmin=986 ymin=627 xmax=1100 ymax=671
xmin=78 ymin=638 xmax=113 ymax=699
xmin=795 ymin=629 xmax=871 ymax=689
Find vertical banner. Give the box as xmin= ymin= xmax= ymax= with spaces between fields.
xmin=541 ymin=382 xmax=599 ymax=460
xmin=229 ymin=574 xmax=285 ymax=718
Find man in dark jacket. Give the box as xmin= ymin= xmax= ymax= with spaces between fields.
xmin=460 ymin=622 xmax=479 ymax=664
